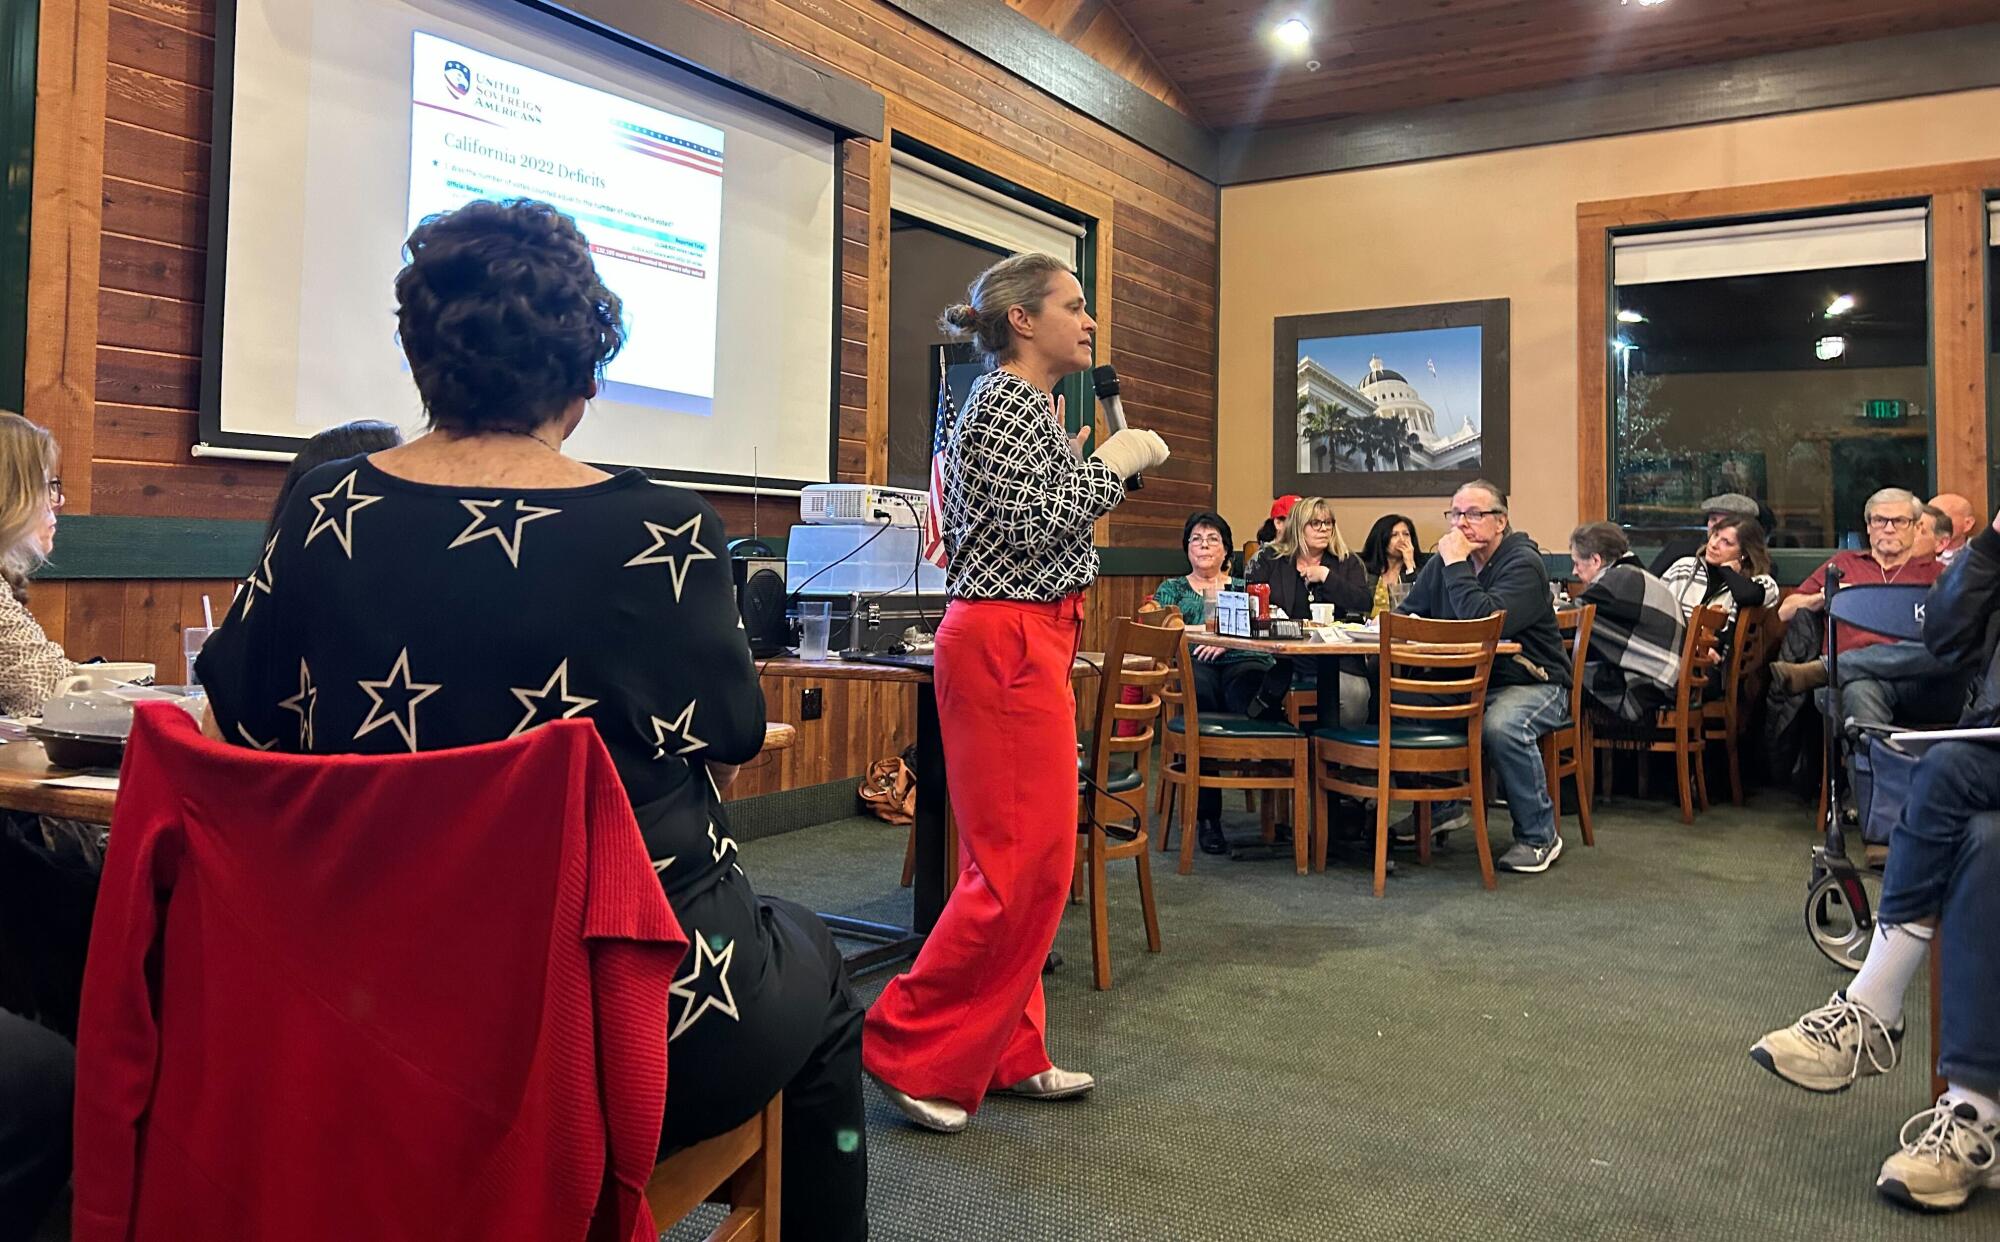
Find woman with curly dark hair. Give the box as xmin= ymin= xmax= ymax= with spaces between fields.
xmin=194 ymin=200 xmax=867 ymax=1237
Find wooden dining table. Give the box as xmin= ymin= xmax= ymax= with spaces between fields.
xmin=1184 ymin=630 xmax=1521 ymax=659
xmin=0 ymin=721 xmax=801 ymax=825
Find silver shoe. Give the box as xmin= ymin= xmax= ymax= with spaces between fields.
xmin=1005 ymin=1066 xmax=1095 ymax=1100
xmin=869 ymin=1071 xmax=968 ymax=1132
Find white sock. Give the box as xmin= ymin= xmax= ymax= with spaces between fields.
xmin=1946 ymin=1083 xmax=2000 ymax=1125
xmin=1844 ymin=921 xmax=1934 ymax=1025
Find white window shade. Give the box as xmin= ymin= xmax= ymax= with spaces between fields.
xmin=1988 ymin=198 xmax=1999 ymax=246
xmin=1613 ymin=207 xmax=1927 ymax=286
xmin=889 ymin=150 xmax=1083 ymax=261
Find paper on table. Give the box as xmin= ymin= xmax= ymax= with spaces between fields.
xmin=37 ymin=773 xmax=120 ymax=791
xmin=1887 ymin=727 xmax=2000 ymax=753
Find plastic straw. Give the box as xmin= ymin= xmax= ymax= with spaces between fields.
xmin=202 ymin=595 xmax=214 ymax=628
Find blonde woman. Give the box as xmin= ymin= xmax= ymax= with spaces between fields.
xmin=1243 ymin=495 xmax=1370 ymax=725
xmin=0 ymin=413 xmax=76 ymax=714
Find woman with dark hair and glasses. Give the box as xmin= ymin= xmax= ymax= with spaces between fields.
xmin=194 ymin=200 xmax=867 ymax=1237
xmin=1358 ymin=512 xmax=1426 ymax=620
xmin=1151 ymin=510 xmax=1274 ymax=854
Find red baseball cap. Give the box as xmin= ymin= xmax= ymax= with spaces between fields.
xmin=1270 ymin=495 xmax=1302 ymax=521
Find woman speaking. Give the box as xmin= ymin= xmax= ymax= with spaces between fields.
xmin=863 ymin=254 xmax=1169 ymax=1133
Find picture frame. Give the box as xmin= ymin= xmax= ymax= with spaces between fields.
xmin=1272 ymin=298 xmax=1510 ymax=499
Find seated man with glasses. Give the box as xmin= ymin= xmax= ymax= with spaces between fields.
xmin=1768 ymin=488 xmax=1962 ymax=737
xmin=1394 ymin=481 xmax=1573 ymax=874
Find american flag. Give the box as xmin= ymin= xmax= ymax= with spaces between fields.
xmin=921 ymin=348 xmax=953 ymax=569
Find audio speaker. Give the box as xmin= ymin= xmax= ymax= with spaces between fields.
xmin=730 ymin=538 xmax=789 ymax=658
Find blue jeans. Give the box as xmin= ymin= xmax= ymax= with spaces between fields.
xmin=1875 ymin=740 xmax=2000 ymax=1092
xmin=1436 ymin=682 xmax=1567 ymax=849
xmin=1832 ymin=641 xmax=1969 ymax=730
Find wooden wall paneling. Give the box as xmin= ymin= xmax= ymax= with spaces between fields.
xmin=28 ymin=583 xmax=70 ymax=650
xmin=864 ymin=136 xmax=891 ymax=484
xmin=1931 ymin=188 xmax=1990 ymax=516
xmin=1576 ymin=218 xmax=1609 ymax=522
xmin=62 ymin=579 xmax=129 ymax=663
xmin=729 ymin=674 xmax=917 ymax=800
xmin=26 ymin=0 xmax=111 ymax=509
xmin=722 ymin=0 xmax=1215 ymax=237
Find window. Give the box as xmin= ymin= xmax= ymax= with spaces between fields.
xmin=1610 ymin=207 xmax=1931 ymax=549
xmin=884 ymin=146 xmax=1090 ymax=491
xmin=0 ymin=0 xmax=35 ymax=412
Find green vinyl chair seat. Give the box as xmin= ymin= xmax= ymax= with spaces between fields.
xmin=1313 ymin=723 xmax=1468 ymax=749
xmin=1166 ymin=714 xmax=1302 ymax=739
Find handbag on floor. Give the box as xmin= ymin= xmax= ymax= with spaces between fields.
xmin=859 ymin=756 xmax=917 ymax=825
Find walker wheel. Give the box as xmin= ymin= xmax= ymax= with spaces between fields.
xmin=1804 ymin=868 xmax=1882 ymax=972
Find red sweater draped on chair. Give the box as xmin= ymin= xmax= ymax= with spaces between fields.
xmin=73 ymin=705 xmax=685 ymax=1242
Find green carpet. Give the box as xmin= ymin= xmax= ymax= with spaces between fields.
xmin=694 ymin=794 xmax=1996 ymax=1240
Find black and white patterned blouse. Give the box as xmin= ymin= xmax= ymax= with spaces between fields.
xmin=941 ymin=369 xmax=1125 ymax=602
xmin=197 ymin=457 xmax=795 ymax=1057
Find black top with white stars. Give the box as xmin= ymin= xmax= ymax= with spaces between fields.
xmin=198 ymin=457 xmax=774 ymax=1037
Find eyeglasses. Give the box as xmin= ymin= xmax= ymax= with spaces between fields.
xmin=1444 ymin=508 xmax=1502 ymax=523
xmin=1865 ymin=514 xmax=1913 ymax=530
xmin=1186 ymin=534 xmax=1226 ymax=548
xmin=45 ymin=478 xmax=62 ymax=506
xmin=1303 ymin=519 xmax=1333 ymax=531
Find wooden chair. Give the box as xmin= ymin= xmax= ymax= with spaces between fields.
xmin=1702 ymin=603 xmax=1768 ymax=806
xmin=1592 ymin=604 xmax=1728 ymax=824
xmin=1072 ymin=616 xmax=1173 ymax=989
xmin=899 ymin=812 xmax=957 ymax=889
xmin=645 ymin=1093 xmax=782 ymax=1241
xmin=1538 ymin=605 xmax=1598 ymax=847
xmin=1312 ymin=612 xmax=1506 ymax=897
xmin=1157 ymin=626 xmax=1313 ymax=876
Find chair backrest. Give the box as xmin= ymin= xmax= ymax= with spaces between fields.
xmin=1826 ymin=581 xmax=1929 ymax=643
xmin=1085 ymin=618 xmax=1179 ymax=808
xmin=76 ymin=707 xmax=683 ymax=1241
xmin=1670 ymin=604 xmax=1729 ymax=734
xmin=1725 ymin=604 xmax=1770 ymax=713
xmin=1555 ymin=604 xmax=1597 ymax=729
xmin=1375 ymin=611 xmax=1507 ymax=740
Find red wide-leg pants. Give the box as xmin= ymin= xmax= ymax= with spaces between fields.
xmin=863 ymin=595 xmax=1083 ymax=1112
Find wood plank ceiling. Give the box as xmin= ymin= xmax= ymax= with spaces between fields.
xmin=1102 ymin=0 xmax=2000 ymax=130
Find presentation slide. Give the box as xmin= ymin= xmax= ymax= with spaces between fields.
xmin=409 ymin=33 xmax=722 ymax=415
xmin=207 ymin=0 xmax=839 ymax=486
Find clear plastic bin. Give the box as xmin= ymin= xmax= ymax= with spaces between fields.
xmin=785 ymin=524 xmax=946 ymax=597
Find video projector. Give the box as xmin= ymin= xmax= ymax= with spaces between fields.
xmin=799 ymin=484 xmax=930 ymax=528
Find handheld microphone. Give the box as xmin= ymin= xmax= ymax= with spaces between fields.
xmin=1091 ymin=364 xmax=1143 ymax=491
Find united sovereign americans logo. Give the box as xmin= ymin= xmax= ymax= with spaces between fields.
xmin=443 ymin=60 xmax=472 ymax=98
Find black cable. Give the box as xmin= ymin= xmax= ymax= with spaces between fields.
xmin=753 ymin=520 xmax=898 ymax=684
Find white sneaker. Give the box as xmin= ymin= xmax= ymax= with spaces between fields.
xmin=1749 ymin=992 xmax=1901 ymax=1093
xmin=1005 ymin=1066 xmax=1095 ymax=1100
xmin=1876 ymin=1096 xmax=2000 ymax=1212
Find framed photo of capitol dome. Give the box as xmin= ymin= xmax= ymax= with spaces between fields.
xmin=1272 ymin=298 xmax=1509 ymax=499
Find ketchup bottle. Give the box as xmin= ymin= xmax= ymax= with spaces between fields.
xmin=1247 ymin=583 xmax=1271 ymax=622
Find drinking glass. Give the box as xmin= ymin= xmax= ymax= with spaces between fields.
xmin=798 ymin=602 xmax=832 ymax=661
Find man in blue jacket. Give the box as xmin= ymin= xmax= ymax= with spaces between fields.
xmin=1397 ymin=480 xmax=1572 ymax=874
xmin=1751 ymin=504 xmax=2000 ymax=1212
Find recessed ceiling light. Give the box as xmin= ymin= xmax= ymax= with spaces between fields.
xmin=1616 ymin=309 xmax=1647 ymax=324
xmin=1825 ymin=293 xmax=1856 ymax=317
xmin=1274 ymin=18 xmax=1311 ymax=47
xmin=1815 ymin=335 xmax=1848 ymax=361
